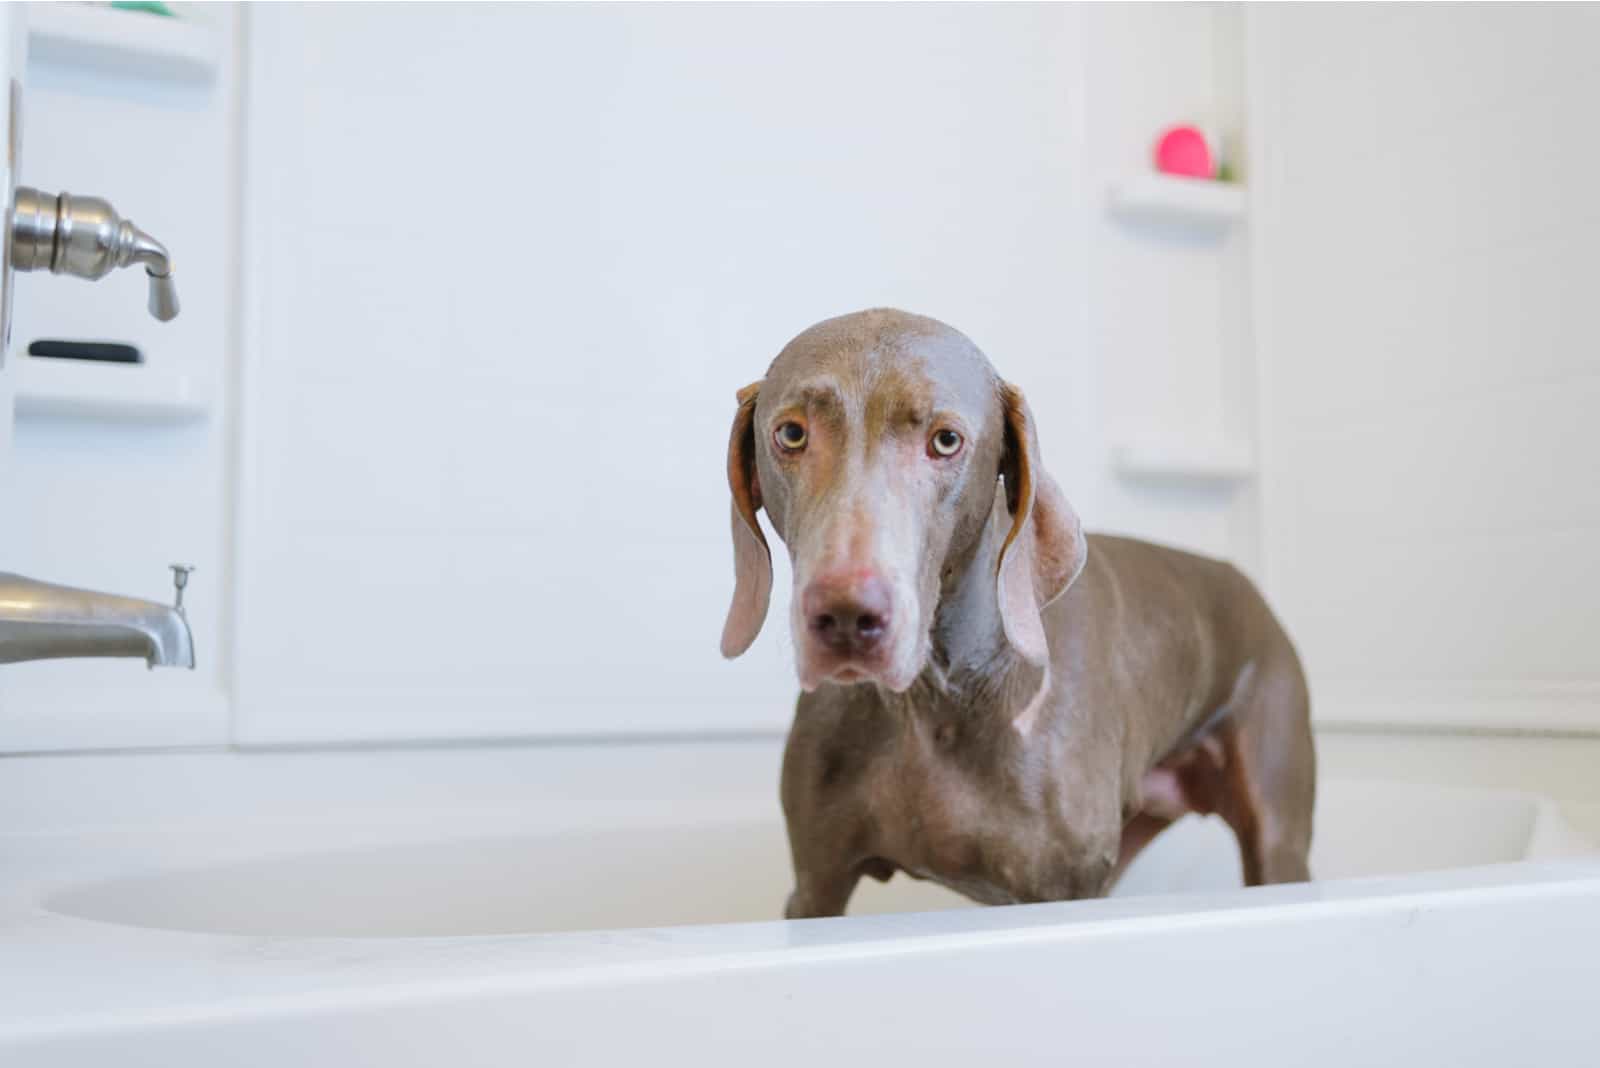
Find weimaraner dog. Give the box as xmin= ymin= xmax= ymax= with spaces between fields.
xmin=722 ymin=309 xmax=1314 ymax=917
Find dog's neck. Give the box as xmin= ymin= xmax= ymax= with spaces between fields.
xmin=907 ymin=503 xmax=1034 ymax=710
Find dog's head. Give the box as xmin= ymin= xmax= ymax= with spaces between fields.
xmin=720 ymin=309 xmax=1087 ymax=692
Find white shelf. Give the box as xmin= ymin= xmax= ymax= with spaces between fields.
xmin=12 ymin=356 xmax=209 ymax=423
xmin=27 ymin=3 xmax=220 ymax=86
xmin=1107 ymin=174 xmax=1245 ymax=229
xmin=1112 ymin=439 xmax=1255 ymax=484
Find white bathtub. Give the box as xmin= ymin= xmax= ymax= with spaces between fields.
xmin=0 ymin=741 xmax=1596 ymax=1065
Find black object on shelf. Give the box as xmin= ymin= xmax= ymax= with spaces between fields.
xmin=27 ymin=339 xmax=143 ymax=364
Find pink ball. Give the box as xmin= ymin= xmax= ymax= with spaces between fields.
xmin=1154 ymin=125 xmax=1214 ymax=179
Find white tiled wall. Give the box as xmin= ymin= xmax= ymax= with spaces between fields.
xmin=1249 ymin=4 xmax=1600 ymax=731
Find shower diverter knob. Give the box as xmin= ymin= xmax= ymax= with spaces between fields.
xmin=10 ymin=185 xmax=179 ymax=321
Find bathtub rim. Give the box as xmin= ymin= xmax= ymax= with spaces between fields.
xmin=2 ymin=856 xmax=1598 ymax=1046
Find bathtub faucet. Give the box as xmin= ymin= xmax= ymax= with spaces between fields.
xmin=0 ymin=566 xmax=196 ymax=669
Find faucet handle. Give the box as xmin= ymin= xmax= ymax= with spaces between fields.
xmin=9 ymin=186 xmax=181 ymax=321
xmin=169 ymin=564 xmax=195 ymax=615
xmin=146 ymin=265 xmax=179 ymax=322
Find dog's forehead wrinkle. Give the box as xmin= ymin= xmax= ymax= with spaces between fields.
xmin=787 ymin=379 xmax=848 ymax=417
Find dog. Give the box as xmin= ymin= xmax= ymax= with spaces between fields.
xmin=721 ymin=309 xmax=1315 ymax=916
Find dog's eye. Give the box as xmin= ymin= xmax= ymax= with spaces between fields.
xmin=774 ymin=421 xmax=808 ymax=452
xmin=930 ymin=429 xmax=963 ymax=458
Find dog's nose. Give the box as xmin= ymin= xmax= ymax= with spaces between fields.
xmin=804 ymin=575 xmax=892 ymax=656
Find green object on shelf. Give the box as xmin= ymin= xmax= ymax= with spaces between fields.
xmin=109 ymin=1 xmax=176 ymax=15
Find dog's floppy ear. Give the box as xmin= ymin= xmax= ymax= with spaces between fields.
xmin=995 ymin=383 xmax=1088 ymax=670
xmin=721 ymin=381 xmax=772 ymax=658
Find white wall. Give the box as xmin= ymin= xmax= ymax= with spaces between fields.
xmin=234 ymin=4 xmax=1246 ymax=746
xmin=1249 ymin=4 xmax=1600 ymax=734
xmin=0 ymin=3 xmax=1592 ymax=822
xmin=0 ymin=4 xmax=1248 ymax=754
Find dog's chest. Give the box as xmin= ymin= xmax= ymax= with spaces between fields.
xmin=858 ymin=718 xmax=1058 ymax=904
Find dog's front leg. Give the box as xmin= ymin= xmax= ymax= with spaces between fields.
xmin=784 ymin=863 xmax=865 ymax=919
xmin=781 ymin=776 xmax=871 ymax=918
xmin=1056 ymin=832 xmax=1120 ymax=901
xmin=1035 ymin=773 xmax=1125 ymax=902
xmin=782 ymin=799 xmax=879 ymax=918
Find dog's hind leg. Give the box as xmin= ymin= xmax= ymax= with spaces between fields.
xmin=1150 ymin=641 xmax=1314 ymax=886
xmin=1221 ymin=640 xmax=1316 ymax=885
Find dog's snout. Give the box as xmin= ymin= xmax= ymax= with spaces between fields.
xmin=804 ymin=575 xmax=892 ymax=656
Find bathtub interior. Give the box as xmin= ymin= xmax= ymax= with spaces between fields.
xmin=39 ymin=779 xmax=1594 ymax=939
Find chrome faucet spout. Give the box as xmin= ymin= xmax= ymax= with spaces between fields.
xmin=0 ymin=571 xmax=196 ymax=669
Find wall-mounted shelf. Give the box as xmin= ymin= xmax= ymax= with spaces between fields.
xmin=1107 ymin=174 xmax=1245 ymax=230
xmin=1112 ymin=439 xmax=1255 ymax=485
xmin=27 ymin=3 xmax=220 ymax=86
xmin=12 ymin=356 xmax=209 ymax=423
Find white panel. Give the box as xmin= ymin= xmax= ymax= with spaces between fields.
xmin=1250 ymin=5 xmax=1600 ymax=731
xmin=0 ymin=4 xmax=238 ymax=752
xmin=1080 ymin=3 xmax=1258 ymax=569
xmin=0 ymin=4 xmax=19 ymax=461
xmin=237 ymin=4 xmax=1100 ymax=744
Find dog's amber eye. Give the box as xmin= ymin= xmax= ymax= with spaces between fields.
xmin=930 ymin=429 xmax=963 ymax=458
xmin=774 ymin=421 xmax=808 ymax=452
